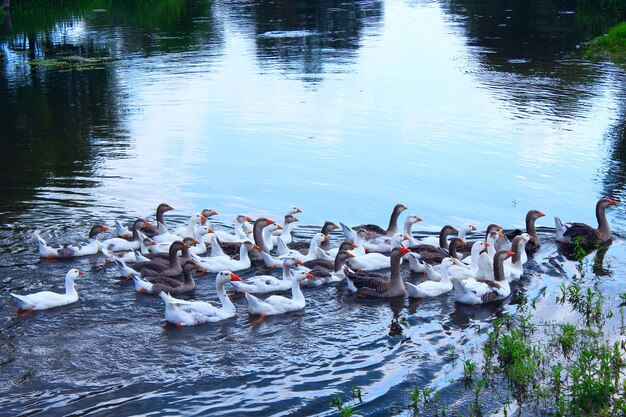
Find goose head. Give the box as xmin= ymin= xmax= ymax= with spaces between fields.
xmin=440 ymin=257 xmax=459 ymax=271
xmin=216 ymin=271 xmax=242 ymax=285
xmin=66 ymin=268 xmax=85 ymax=280
xmin=292 ymin=270 xmax=313 ymax=282
xmin=599 ymin=196 xmax=617 ymax=209
xmin=286 ymin=206 xmax=302 ymax=215
xmin=157 ymin=203 xmax=174 ymax=213
xmin=460 ymin=223 xmax=477 ymax=234
xmin=89 ymin=224 xmax=109 ymax=238
xmin=405 ymin=215 xmax=423 ymax=225
xmin=311 ymin=233 xmax=329 ymax=246
xmin=471 ymin=241 xmax=490 ymax=256
xmin=201 ymin=209 xmax=219 ymax=219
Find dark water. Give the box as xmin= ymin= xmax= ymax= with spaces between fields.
xmin=1 ymin=1 xmax=626 ymax=416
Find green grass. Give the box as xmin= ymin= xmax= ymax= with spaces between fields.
xmin=584 ymin=21 xmax=626 ymax=64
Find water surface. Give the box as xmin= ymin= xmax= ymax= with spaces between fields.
xmin=1 ymin=0 xmax=626 ymax=415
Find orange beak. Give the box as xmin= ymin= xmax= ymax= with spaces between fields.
xmin=151 ymin=241 xmax=157 ymax=246
xmin=323 ymin=236 xmax=329 ymax=241
xmin=538 ymin=212 xmax=546 ymax=217
xmin=253 ymin=244 xmax=260 ymax=250
xmin=293 ymin=217 xmax=299 ymax=222
xmin=296 ymin=208 xmax=302 ymax=213
xmin=245 ymin=216 xmax=253 ymax=222
xmin=351 ymin=243 xmax=357 ymax=249
xmin=416 ymin=217 xmax=423 ymax=222
xmin=102 ymin=226 xmax=110 ymax=231
xmin=144 ymin=221 xmax=152 ymax=227
xmin=507 ymin=251 xmax=515 ymax=256
xmin=347 ymin=253 xmax=355 ymax=258
xmin=78 ymin=270 xmax=85 ymax=276
xmin=211 ymin=210 xmax=218 ymax=216
xmin=471 ymin=226 xmax=477 ymax=231
xmin=498 ymin=232 xmax=504 ymax=238
xmin=207 ymin=228 xmax=214 ymax=233
xmin=305 ymin=272 xmax=313 ymax=278
xmin=267 ymin=219 xmax=275 ymax=225
xmin=200 ymin=215 xmax=208 ymax=222
xmin=484 ymin=243 xmax=491 ymax=247
xmin=295 ymin=259 xmax=304 ymax=265
xmin=194 ymin=263 xmax=201 ymax=268
xmin=403 ymin=234 xmax=409 ymax=240
xmin=277 ymin=225 xmax=284 ymax=230
xmin=399 ymin=247 xmax=410 ymax=255
xmin=609 ymin=200 xmax=617 ymax=205
xmin=230 ymin=273 xmax=242 ymax=282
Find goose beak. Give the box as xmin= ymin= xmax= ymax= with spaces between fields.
xmin=484 ymin=243 xmax=491 ymax=247
xmin=609 ymin=199 xmax=617 ymax=205
xmin=471 ymin=225 xmax=477 ymax=231
xmin=295 ymin=208 xmax=302 ymax=213
xmin=293 ymin=217 xmax=299 ymax=222
xmin=245 ymin=216 xmax=253 ymax=222
xmin=78 ymin=270 xmax=85 ymax=276
xmin=201 ymin=268 xmax=208 ymax=274
xmin=323 ymin=236 xmax=329 ymax=241
xmin=151 ymin=241 xmax=157 ymax=246
xmin=306 ymin=272 xmax=313 ymax=278
xmin=295 ymin=259 xmax=304 ymax=265
xmin=267 ymin=219 xmax=275 ymax=225
xmin=399 ymin=247 xmax=410 ymax=255
xmin=230 ymin=273 xmax=242 ymax=282
xmin=277 ymin=225 xmax=284 ymax=230
xmin=403 ymin=234 xmax=409 ymax=240
xmin=207 ymin=228 xmax=214 ymax=233
xmin=507 ymin=251 xmax=515 ymax=256
xmin=210 ymin=210 xmax=218 ymax=216
xmin=347 ymin=252 xmax=355 ymax=258
xmin=498 ymin=232 xmax=504 ymax=238
xmin=366 ymin=231 xmax=372 ymax=236
xmin=200 ymin=215 xmax=208 ymax=222
xmin=351 ymin=243 xmax=357 ymax=249
xmin=102 ymin=226 xmax=110 ymax=231
xmin=538 ymin=212 xmax=546 ymax=217
xmin=144 ymin=221 xmax=152 ymax=227
xmin=253 ymin=244 xmax=260 ymax=250
xmin=416 ymin=217 xmax=423 ymax=222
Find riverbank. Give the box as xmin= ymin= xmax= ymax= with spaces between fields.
xmin=585 ymin=21 xmax=626 ymax=64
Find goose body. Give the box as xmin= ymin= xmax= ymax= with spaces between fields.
xmin=192 ymin=241 xmax=256 ymax=273
xmin=160 ymin=271 xmax=241 ymax=326
xmin=555 ymin=197 xmax=616 ymax=245
xmin=212 ymin=215 xmax=253 ymax=243
xmin=244 ymin=270 xmax=311 ymax=316
xmin=352 ymin=203 xmax=408 ymax=238
xmin=231 ymin=258 xmax=302 ymax=294
xmin=450 ymin=250 xmax=513 ymax=305
xmin=11 ymin=269 xmax=84 ymax=310
xmin=102 ymin=220 xmax=150 ymax=252
xmin=36 ymin=225 xmax=109 ymax=259
xmin=343 ymin=247 xmax=409 ymax=297
xmin=406 ymin=258 xmax=457 ymax=298
xmin=132 ymin=263 xmax=197 ymax=294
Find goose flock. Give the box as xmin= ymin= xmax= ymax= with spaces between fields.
xmin=10 ymin=197 xmax=617 ymax=326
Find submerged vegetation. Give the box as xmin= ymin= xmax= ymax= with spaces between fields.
xmin=584 ymin=21 xmax=626 ymax=64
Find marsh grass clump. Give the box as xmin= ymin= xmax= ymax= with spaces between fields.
xmin=584 ymin=21 xmax=626 ymax=64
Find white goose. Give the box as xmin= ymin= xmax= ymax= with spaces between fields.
xmin=101 ymin=220 xmax=150 ymax=252
xmin=504 ymin=233 xmax=530 ymax=281
xmin=406 ymin=257 xmax=458 ymax=298
xmin=154 ymin=213 xmax=208 ymax=244
xmin=266 ymin=233 xmax=329 ymax=267
xmin=11 ymin=269 xmax=85 ymax=311
xmin=191 ymin=241 xmax=257 ymax=273
xmin=244 ymin=270 xmax=312 ymax=316
xmin=36 ymin=225 xmax=109 ymax=259
xmin=212 ymin=215 xmax=253 ymax=243
xmin=346 ymin=233 xmax=406 ymax=272
xmin=450 ymin=250 xmax=513 ymax=305
xmin=230 ymin=258 xmax=303 ymax=294
xmin=159 ymin=271 xmax=242 ymax=326
xmin=272 ymin=215 xmax=299 ymax=245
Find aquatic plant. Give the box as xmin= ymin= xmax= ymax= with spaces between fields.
xmin=584 ymin=21 xmax=626 ymax=64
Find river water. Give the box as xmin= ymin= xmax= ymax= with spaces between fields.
xmin=1 ymin=1 xmax=625 ymax=416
